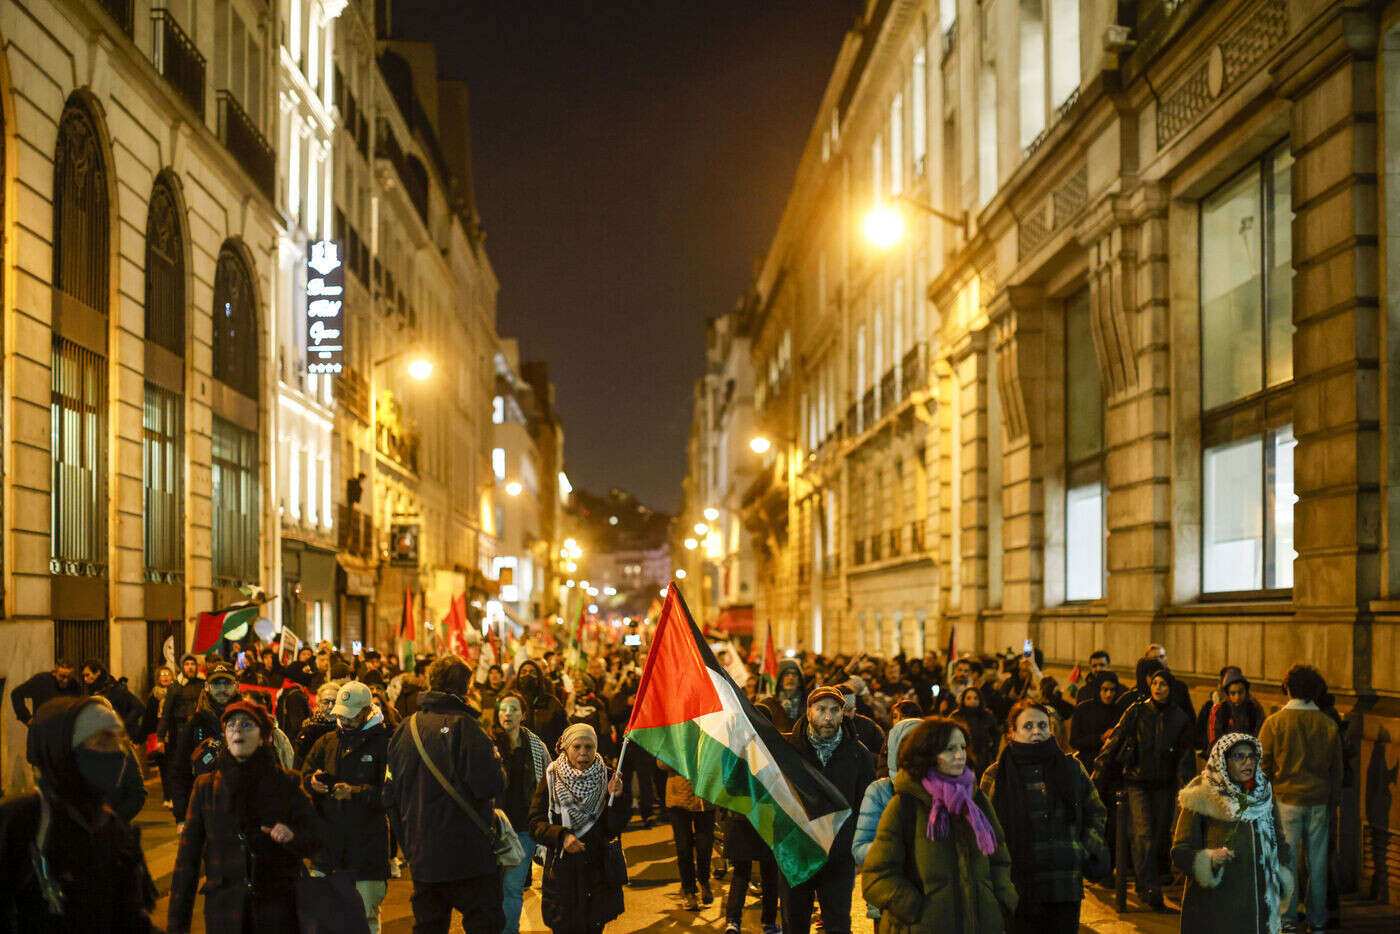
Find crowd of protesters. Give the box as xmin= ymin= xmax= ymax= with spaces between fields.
xmin=0 ymin=630 xmax=1353 ymax=934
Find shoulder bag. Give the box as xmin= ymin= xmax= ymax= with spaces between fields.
xmin=407 ymin=713 xmax=525 ymax=868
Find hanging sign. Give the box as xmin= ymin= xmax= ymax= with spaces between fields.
xmin=305 ymin=239 xmax=345 ymax=374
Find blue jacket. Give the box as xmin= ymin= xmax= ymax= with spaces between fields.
xmin=851 ymin=717 xmax=921 ymax=919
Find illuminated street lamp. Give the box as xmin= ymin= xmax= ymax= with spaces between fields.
xmin=703 ymin=507 xmax=719 ymax=522
xmin=406 ymin=358 xmax=434 ymax=380
xmin=749 ymin=435 xmax=772 ymax=455
xmin=675 ymin=568 xmax=687 ymax=579
xmin=684 ymin=537 xmax=699 ymax=551
xmin=862 ymin=195 xmax=968 ymax=251
xmin=693 ymin=522 xmax=708 ymax=536
xmin=505 ymin=480 xmax=523 ymax=497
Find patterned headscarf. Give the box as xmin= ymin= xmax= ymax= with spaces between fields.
xmin=546 ymin=750 xmax=608 ymax=838
xmin=1187 ymin=733 xmax=1286 ymax=934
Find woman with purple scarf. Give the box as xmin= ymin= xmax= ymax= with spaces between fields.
xmin=862 ymin=716 xmax=1017 ymax=933
xmin=980 ymin=700 xmax=1109 ymax=934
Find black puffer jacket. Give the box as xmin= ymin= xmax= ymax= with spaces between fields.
xmin=302 ymin=713 xmax=392 ymax=880
xmin=1096 ymin=698 xmax=1195 ymax=789
xmin=85 ymin=671 xmax=145 ymax=738
xmin=785 ymin=719 xmax=876 ymax=874
xmin=0 ymin=697 xmax=156 ymax=931
xmin=171 ymin=691 xmax=232 ymax=822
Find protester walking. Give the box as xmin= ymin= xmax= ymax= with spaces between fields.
xmin=384 ymin=654 xmax=508 ymax=933
xmin=79 ymin=659 xmax=145 ymax=737
xmin=1173 ymin=733 xmax=1292 ymax=934
xmin=494 ymin=692 xmax=551 ymax=934
xmin=861 ymin=715 xmax=1017 ymax=933
xmin=953 ymin=685 xmax=1001 ymax=777
xmin=0 ymin=696 xmax=158 ymax=930
xmin=757 ymin=658 xmax=808 ymax=732
xmin=514 ymin=659 xmax=568 ymax=752
xmin=661 ymin=760 xmax=716 ymax=910
xmin=780 ymin=685 xmax=876 ymax=934
xmin=529 ymin=722 xmax=630 ymax=933
xmin=141 ymin=664 xmax=176 ymax=806
xmin=8 ymin=660 xmax=82 ymax=726
xmin=852 ymin=717 xmax=922 ymax=925
xmin=1260 ymin=664 xmax=1343 ymax=933
xmin=166 ymin=700 xmax=320 ymax=934
xmin=1208 ymin=670 xmax=1267 ymax=746
xmin=981 ymin=700 xmax=1109 ymax=934
xmin=1097 ymin=663 xmax=1194 ymax=911
xmin=301 ymin=681 xmax=392 ymax=934
xmin=170 ymin=660 xmax=241 ymax=828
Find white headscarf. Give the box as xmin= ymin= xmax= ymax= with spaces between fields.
xmin=546 ymin=722 xmax=606 ymax=837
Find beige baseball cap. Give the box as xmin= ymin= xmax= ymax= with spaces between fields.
xmin=331 ymin=681 xmax=373 ymax=718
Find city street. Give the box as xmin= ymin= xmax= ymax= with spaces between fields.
xmin=135 ymin=777 xmax=1398 ymax=933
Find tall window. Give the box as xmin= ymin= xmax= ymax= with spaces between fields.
xmin=1200 ymin=145 xmax=1295 ymax=592
xmin=51 ymin=99 xmax=109 ymax=578
xmin=144 ymin=384 xmax=184 ymax=581
xmin=977 ymin=60 xmax=998 ymax=205
xmin=212 ymin=416 xmax=259 ymax=586
xmin=912 ymin=49 xmax=927 ymax=171
xmin=213 ymin=244 xmax=258 ymax=399
xmin=1065 ymin=289 xmax=1104 ymax=600
xmin=145 ymin=177 xmax=185 ymax=354
xmin=890 ymin=94 xmax=904 ymax=195
xmin=1049 ymin=0 xmax=1080 ymax=106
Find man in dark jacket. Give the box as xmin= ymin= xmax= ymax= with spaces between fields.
xmin=0 ymin=696 xmax=157 ymax=929
xmin=836 ymin=682 xmax=885 ymax=755
xmin=782 ymin=686 xmax=876 ymax=934
xmin=80 ymin=660 xmax=144 ymax=737
xmin=303 ymin=681 xmax=392 ymax=933
xmin=8 ymin=660 xmax=82 ymax=725
xmin=170 ymin=660 xmax=240 ymax=828
xmin=513 ymin=659 xmax=566 ymax=751
xmin=1096 ymin=668 xmax=1194 ymax=911
xmin=384 ymin=654 xmax=507 ymax=934
xmin=158 ymin=654 xmax=205 ymax=748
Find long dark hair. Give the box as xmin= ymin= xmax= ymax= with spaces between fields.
xmin=897 ymin=716 xmax=963 ymax=778
xmin=492 ymin=690 xmax=529 ymax=755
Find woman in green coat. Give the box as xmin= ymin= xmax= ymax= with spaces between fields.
xmin=862 ymin=716 xmax=1018 ymax=934
xmin=1172 ymin=733 xmax=1292 ymax=934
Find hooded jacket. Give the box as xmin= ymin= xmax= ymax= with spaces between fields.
xmin=0 ymin=697 xmax=156 ymax=931
xmin=85 ymin=670 xmax=145 ymax=738
xmin=513 ymin=661 xmax=567 ymax=752
xmin=756 ymin=659 xmax=808 ymax=733
xmin=852 ymin=718 xmax=922 ymax=875
xmin=301 ymin=708 xmax=392 ymax=880
xmin=170 ymin=687 xmax=234 ymax=822
xmin=1097 ymin=695 xmax=1195 ymax=789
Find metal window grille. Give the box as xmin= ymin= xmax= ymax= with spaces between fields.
xmin=145 ymin=177 xmax=185 ymax=355
xmin=146 ymin=618 xmax=185 ymax=686
xmin=212 ymin=416 xmax=259 ymax=588
xmin=212 ymin=245 xmax=258 ymax=399
xmin=151 ymin=9 xmax=206 ymax=117
xmin=53 ymin=102 xmax=110 ymax=316
xmin=51 ymin=339 xmax=108 ymax=576
xmin=144 ymin=382 xmax=184 ymax=582
xmin=55 ymin=619 xmax=109 ymax=670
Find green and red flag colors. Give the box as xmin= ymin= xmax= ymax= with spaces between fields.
xmin=760 ymin=625 xmax=780 ymax=693
xmin=624 ymin=582 xmax=852 ymax=887
xmin=192 ymin=604 xmax=260 ymax=654
xmin=399 ymin=586 xmax=415 ymax=669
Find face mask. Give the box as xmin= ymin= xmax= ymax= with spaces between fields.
xmin=518 ymin=674 xmax=539 ymax=693
xmin=75 ymin=748 xmax=128 ymax=794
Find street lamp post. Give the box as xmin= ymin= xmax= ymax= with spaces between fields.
xmin=862 ymin=193 xmax=968 ymax=249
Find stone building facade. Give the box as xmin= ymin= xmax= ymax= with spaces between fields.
xmin=739 ymin=0 xmax=1400 ymax=900
xmin=0 ymin=0 xmax=526 ymax=793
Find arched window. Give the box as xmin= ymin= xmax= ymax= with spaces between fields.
xmin=51 ymin=95 xmax=111 ymax=586
xmin=53 ymin=101 xmax=109 ymax=315
xmin=144 ymin=175 xmax=185 ymax=356
xmin=212 ymin=242 xmax=258 ymax=399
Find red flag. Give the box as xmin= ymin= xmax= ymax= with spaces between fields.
xmin=761 ymin=626 xmax=780 ymax=681
xmin=443 ymin=594 xmax=468 ymax=654
xmin=192 ymin=604 xmax=260 ymax=654
xmin=399 ymin=585 xmax=416 ymax=642
xmin=1069 ymin=663 xmax=1082 ymax=684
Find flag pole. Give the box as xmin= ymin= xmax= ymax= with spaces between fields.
xmin=608 ymin=735 xmax=631 ymax=805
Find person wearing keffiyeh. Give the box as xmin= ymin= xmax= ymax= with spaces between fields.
xmin=528 ymin=722 xmax=630 ymax=933
xmin=1172 ymin=733 xmax=1293 ymax=934
xmin=861 ymin=716 xmax=1017 ymax=933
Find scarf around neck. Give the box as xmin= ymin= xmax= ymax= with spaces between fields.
xmin=922 ymin=768 xmax=998 ymax=855
xmin=546 ymin=753 xmax=607 ymax=837
xmin=1183 ymin=733 xmax=1284 ymax=934
xmin=808 ymin=723 xmax=842 ymax=766
xmin=989 ymin=739 xmax=1080 ymax=889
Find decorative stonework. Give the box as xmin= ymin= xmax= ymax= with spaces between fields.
xmin=1018 ymin=165 xmax=1089 ymax=260
xmin=1089 ymin=227 xmax=1139 ymax=397
xmin=1155 ymin=0 xmax=1287 ymax=148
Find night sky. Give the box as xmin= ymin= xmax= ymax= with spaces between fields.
xmin=391 ymin=1 xmax=859 ymax=513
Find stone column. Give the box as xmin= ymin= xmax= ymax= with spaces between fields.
xmin=1273 ymin=3 xmax=1381 ymax=692
xmin=988 ymin=286 xmax=1048 ymax=648
xmin=948 ymin=329 xmax=992 ymax=653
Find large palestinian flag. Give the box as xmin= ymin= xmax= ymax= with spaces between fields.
xmin=624 ymin=583 xmax=851 ymax=886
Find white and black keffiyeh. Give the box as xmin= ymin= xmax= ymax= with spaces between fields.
xmin=546 ymin=753 xmax=608 ymax=837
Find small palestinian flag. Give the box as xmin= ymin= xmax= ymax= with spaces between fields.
xmin=192 ymin=604 xmax=260 ymax=654
xmin=759 ymin=625 xmax=780 ymax=694
xmin=624 ymin=582 xmax=852 ymax=886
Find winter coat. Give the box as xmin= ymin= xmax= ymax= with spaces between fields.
xmin=86 ymin=673 xmax=145 ymax=738
xmin=170 ymin=693 xmax=230 ymax=822
xmin=166 ymin=748 xmax=320 ymax=934
xmin=852 ymin=719 xmax=922 ymax=920
xmin=953 ymin=704 xmax=1001 ymax=775
xmin=274 ymin=683 xmax=312 ymax=740
xmin=293 ymin=714 xmax=336 ymax=769
xmin=382 ymin=691 xmax=506 ymax=883
xmin=0 ymin=697 xmax=156 ymax=932
xmin=660 ymin=763 xmax=711 ymax=811
xmin=1069 ymin=697 xmax=1122 ymax=766
xmin=495 ymin=728 xmax=549 ymax=831
xmin=161 ymin=678 xmax=205 ymax=741
xmin=1096 ymin=698 xmax=1195 ymax=789
xmin=8 ymin=671 xmax=82 ymax=724
xmin=1208 ymin=698 xmax=1266 ymax=746
xmin=529 ymin=764 xmax=632 ymax=930
xmin=1172 ymin=777 xmax=1293 ymax=934
xmin=861 ymin=771 xmax=1017 ymax=934
xmin=851 ymin=712 xmax=886 ymax=757
xmin=786 ymin=718 xmax=877 ymax=874
xmin=139 ymin=689 xmax=167 ymax=747
xmin=301 ymin=713 xmax=392 ymax=880
xmin=979 ymin=748 xmax=1108 ymax=905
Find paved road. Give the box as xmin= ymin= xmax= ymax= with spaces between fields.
xmin=138 ymin=780 xmax=1395 ymax=932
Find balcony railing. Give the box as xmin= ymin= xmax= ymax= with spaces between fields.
xmin=152 ymin=9 xmax=205 ymax=117
xmin=902 ymin=344 xmax=927 ymax=394
xmin=846 ymin=403 xmax=859 ymax=436
xmin=911 ymin=519 xmax=927 ymax=553
xmin=376 ymin=422 xmax=420 ymax=473
xmin=861 ymin=389 xmax=876 ymax=431
xmin=335 ymin=366 xmax=370 ymax=423
xmin=217 ymin=91 xmax=274 ymax=202
xmin=888 ymin=528 xmax=902 ymax=558
xmin=336 ymin=504 xmax=375 ymax=559
xmin=853 ymin=538 xmax=866 ymax=566
xmin=869 ymin=533 xmax=883 ymax=563
xmin=880 ymin=369 xmax=897 ymax=414
xmin=98 ymin=0 xmax=134 ymax=37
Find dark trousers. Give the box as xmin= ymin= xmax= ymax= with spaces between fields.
xmin=624 ymin=748 xmax=665 ymax=819
xmin=781 ymin=862 xmax=855 ymax=934
xmin=410 ymin=873 xmax=505 ymax=934
xmin=1126 ymin=784 xmax=1175 ymax=899
xmin=669 ymin=808 xmax=715 ymax=892
xmin=726 ymin=855 xmax=779 ymax=926
xmin=1010 ymin=900 xmax=1081 ymax=934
